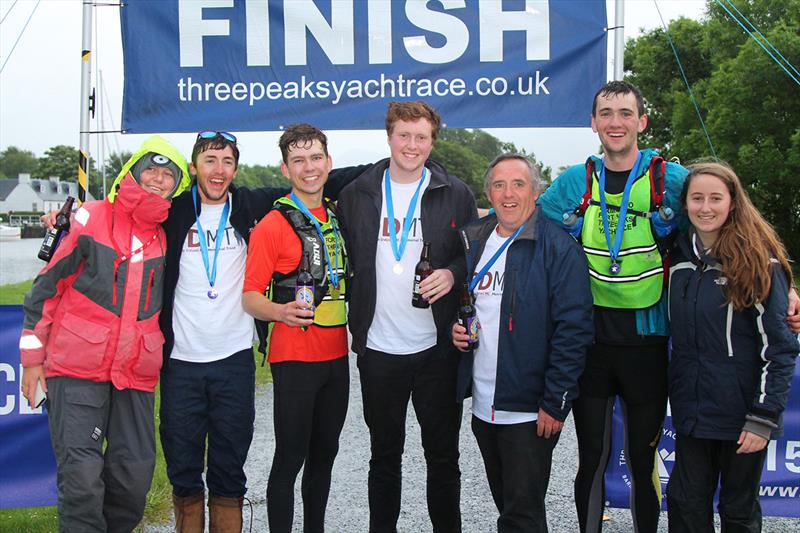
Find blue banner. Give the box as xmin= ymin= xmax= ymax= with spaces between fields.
xmin=121 ymin=0 xmax=607 ymax=133
xmin=0 ymin=305 xmax=58 ymax=509
xmin=606 ymin=366 xmax=800 ymax=517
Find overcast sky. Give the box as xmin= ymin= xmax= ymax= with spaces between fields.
xmin=0 ymin=0 xmax=708 ymax=174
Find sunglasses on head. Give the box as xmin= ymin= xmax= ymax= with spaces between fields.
xmin=196 ymin=131 xmax=237 ymax=144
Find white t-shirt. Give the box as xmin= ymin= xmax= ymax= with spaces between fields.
xmin=471 ymin=227 xmax=537 ymax=425
xmin=171 ymin=198 xmax=255 ymax=363
xmin=366 ymin=168 xmax=437 ymax=355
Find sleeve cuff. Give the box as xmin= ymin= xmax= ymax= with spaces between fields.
xmin=743 ymin=413 xmax=777 ymax=440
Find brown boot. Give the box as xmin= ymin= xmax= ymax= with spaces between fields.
xmin=208 ymin=494 xmax=243 ymax=533
xmin=172 ymin=492 xmax=205 ymax=533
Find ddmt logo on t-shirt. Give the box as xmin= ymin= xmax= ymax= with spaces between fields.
xmin=475 ymin=270 xmax=505 ymax=295
xmin=380 ymin=216 xmax=423 ymax=241
xmin=186 ymin=226 xmax=243 ymax=250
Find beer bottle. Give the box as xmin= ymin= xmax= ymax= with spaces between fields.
xmin=38 ymin=196 xmax=75 ymax=262
xmin=411 ymin=241 xmax=433 ymax=308
xmin=458 ymin=283 xmax=480 ymax=350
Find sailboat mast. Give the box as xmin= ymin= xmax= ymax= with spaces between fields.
xmin=613 ymin=0 xmax=625 ymax=80
xmin=78 ymin=0 xmax=92 ymax=204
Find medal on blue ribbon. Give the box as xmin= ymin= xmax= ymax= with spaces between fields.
xmin=384 ymin=168 xmax=427 ymax=275
xmin=598 ymin=152 xmax=642 ymax=276
xmin=192 ymin=186 xmax=230 ymax=299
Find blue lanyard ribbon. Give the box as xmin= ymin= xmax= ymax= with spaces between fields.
xmin=469 ymin=223 xmax=525 ymax=292
xmin=289 ymin=192 xmax=341 ymax=288
xmin=598 ymin=152 xmax=642 ymax=266
xmin=192 ymin=185 xmax=230 ymax=290
xmin=384 ymin=168 xmax=427 ymax=262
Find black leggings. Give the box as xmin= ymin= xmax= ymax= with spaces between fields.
xmin=267 ymin=357 xmax=349 ymax=533
xmin=572 ymin=342 xmax=668 ymax=533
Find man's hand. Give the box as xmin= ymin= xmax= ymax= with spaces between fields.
xmin=278 ymin=300 xmax=315 ymax=328
xmin=536 ymin=409 xmax=563 ymax=439
xmin=452 ymin=323 xmax=470 ymax=352
xmin=419 ymin=268 xmax=455 ymax=305
xmin=787 ymin=287 xmax=800 ymax=334
xmin=21 ymin=365 xmax=47 ymax=409
xmin=736 ymin=430 xmax=768 ymax=454
xmin=40 ymin=209 xmax=60 ymax=229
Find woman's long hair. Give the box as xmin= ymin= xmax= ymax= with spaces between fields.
xmin=680 ymin=161 xmax=793 ymax=310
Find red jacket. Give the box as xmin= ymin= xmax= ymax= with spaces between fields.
xmin=20 ymin=177 xmax=170 ymax=392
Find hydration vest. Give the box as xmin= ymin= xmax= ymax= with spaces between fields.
xmin=270 ymin=197 xmax=347 ymax=327
xmin=579 ymin=157 xmax=666 ymax=309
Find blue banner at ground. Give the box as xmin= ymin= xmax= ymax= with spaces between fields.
xmin=0 ymin=305 xmax=58 ymax=509
xmin=120 ymin=0 xmax=607 ymax=133
xmin=606 ymin=367 xmax=800 ymax=517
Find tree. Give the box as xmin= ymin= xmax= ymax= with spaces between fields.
xmin=235 ymin=163 xmax=284 ymax=189
xmin=625 ymin=0 xmax=800 ymax=259
xmin=431 ymin=128 xmax=550 ymax=207
xmin=34 ymin=144 xmax=100 ymax=197
xmin=103 ymin=151 xmax=133 ymax=181
xmin=0 ymin=146 xmax=38 ymax=179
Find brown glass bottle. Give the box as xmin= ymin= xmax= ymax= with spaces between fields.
xmin=38 ymin=196 xmax=75 ymax=262
xmin=457 ymin=282 xmax=479 ymax=350
xmin=411 ymin=242 xmax=433 ymax=308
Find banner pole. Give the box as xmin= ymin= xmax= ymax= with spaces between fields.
xmin=613 ymin=0 xmax=625 ymax=80
xmin=77 ymin=0 xmax=92 ymax=205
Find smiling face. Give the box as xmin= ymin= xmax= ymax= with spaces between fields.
xmin=591 ymin=91 xmax=647 ymax=169
xmin=387 ymin=118 xmax=434 ymax=181
xmin=685 ymin=173 xmax=733 ymax=248
xmin=190 ymin=145 xmax=237 ymax=204
xmin=281 ymin=139 xmax=332 ymax=208
xmin=138 ymin=166 xmax=177 ymax=199
xmin=487 ymin=158 xmax=539 ymax=236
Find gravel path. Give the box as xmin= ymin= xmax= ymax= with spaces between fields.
xmin=146 ymin=355 xmax=799 ymax=532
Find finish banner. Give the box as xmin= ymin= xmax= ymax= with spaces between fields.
xmin=120 ymin=0 xmax=607 ymax=133
xmin=0 ymin=305 xmax=58 ymax=509
xmin=606 ymin=367 xmax=800 ymax=517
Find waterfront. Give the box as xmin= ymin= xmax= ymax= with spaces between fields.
xmin=0 ymin=238 xmax=45 ymax=286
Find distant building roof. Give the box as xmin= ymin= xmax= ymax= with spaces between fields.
xmin=30 ymin=178 xmax=83 ymax=201
xmin=0 ymin=179 xmax=17 ymax=201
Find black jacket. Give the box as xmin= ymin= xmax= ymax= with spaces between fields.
xmin=160 ymin=166 xmax=369 ymax=366
xmin=456 ymin=212 xmax=594 ymax=420
xmin=337 ymin=158 xmax=477 ymax=355
xmin=668 ymin=231 xmax=798 ymax=440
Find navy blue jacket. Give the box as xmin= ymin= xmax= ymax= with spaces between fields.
xmin=456 ymin=211 xmax=594 ymax=421
xmin=668 ymin=231 xmax=799 ymax=440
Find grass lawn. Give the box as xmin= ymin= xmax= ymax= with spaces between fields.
xmin=0 ymin=279 xmax=271 ymax=532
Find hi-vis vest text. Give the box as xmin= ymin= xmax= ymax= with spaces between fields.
xmin=270 ymin=197 xmax=347 ymax=327
xmin=581 ymin=169 xmax=664 ymax=308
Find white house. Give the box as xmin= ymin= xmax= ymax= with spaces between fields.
xmin=0 ymin=174 xmax=93 ymax=216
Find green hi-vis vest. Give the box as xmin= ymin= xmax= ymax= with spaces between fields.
xmin=581 ymin=169 xmax=664 ymax=309
xmin=270 ymin=197 xmax=347 ymax=327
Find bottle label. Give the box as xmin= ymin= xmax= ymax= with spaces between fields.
xmin=413 ymin=275 xmax=422 ymax=295
xmin=460 ymin=316 xmax=480 ymax=343
xmin=295 ymin=285 xmax=314 ymax=309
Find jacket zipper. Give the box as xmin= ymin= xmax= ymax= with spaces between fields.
xmin=144 ymin=268 xmax=155 ymax=311
xmin=508 ymin=270 xmax=517 ymax=332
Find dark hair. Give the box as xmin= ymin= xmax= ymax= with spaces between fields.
xmin=385 ymin=101 xmax=442 ymax=140
xmin=680 ymin=160 xmax=793 ymax=310
xmin=191 ymin=134 xmax=240 ymax=168
xmin=279 ymin=124 xmax=328 ymax=163
xmin=592 ymin=80 xmax=646 ymax=117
